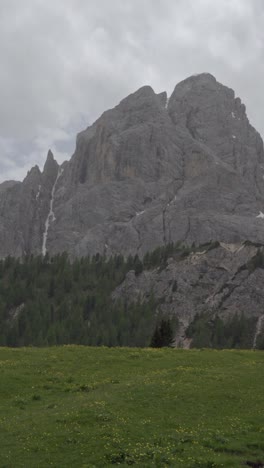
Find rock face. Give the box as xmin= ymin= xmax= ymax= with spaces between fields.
xmin=112 ymin=241 xmax=264 ymax=346
xmin=1 ymin=73 xmax=264 ymax=258
xmin=0 ymin=151 xmax=59 ymax=257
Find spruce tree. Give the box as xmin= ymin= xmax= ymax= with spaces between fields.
xmin=150 ymin=319 xmax=174 ymax=347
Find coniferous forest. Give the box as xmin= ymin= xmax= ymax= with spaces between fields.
xmin=0 ymin=245 xmax=183 ymax=347
xmin=0 ymin=243 xmax=189 ymax=348
xmin=0 ymin=241 xmax=263 ymax=349
xmin=0 ymin=252 xmax=156 ymax=347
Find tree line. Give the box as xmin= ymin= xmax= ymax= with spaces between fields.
xmin=0 ymin=251 xmax=177 ymax=347
xmin=0 ymin=240 xmax=262 ymax=349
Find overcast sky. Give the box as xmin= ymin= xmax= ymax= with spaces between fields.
xmin=0 ymin=0 xmax=263 ymax=182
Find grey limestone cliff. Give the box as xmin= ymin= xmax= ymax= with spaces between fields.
xmin=1 ymin=73 xmax=264 ymax=258
xmin=112 ymin=241 xmax=264 ymax=346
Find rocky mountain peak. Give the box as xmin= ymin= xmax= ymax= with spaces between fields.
xmin=170 ymin=72 xmax=224 ymax=97
xmin=168 ymin=73 xmax=264 ymax=187
xmin=46 ymin=148 xmax=55 ymax=162
xmin=43 ymin=150 xmax=59 ymax=185
xmin=23 ymin=165 xmax=42 ymax=187
xmin=169 ymin=73 xmax=236 ymax=125
xmin=118 ymin=85 xmax=164 ymax=112
xmin=121 ymin=84 xmax=155 ymax=101
xmin=70 ymin=84 xmax=175 ymax=187
xmin=25 ymin=164 xmax=41 ymax=179
xmin=175 ymin=72 xmax=217 ymax=88
xmin=1 ymin=73 xmax=264 ymax=260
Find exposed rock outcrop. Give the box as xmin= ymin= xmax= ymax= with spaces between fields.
xmin=112 ymin=242 xmax=264 ymax=346
xmin=0 ymin=150 xmax=60 ymax=257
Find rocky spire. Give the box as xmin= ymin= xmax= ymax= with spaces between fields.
xmin=43 ymin=150 xmax=59 ymax=180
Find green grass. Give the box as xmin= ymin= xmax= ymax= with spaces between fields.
xmin=0 ymin=347 xmax=264 ymax=467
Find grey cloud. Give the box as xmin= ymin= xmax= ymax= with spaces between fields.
xmin=0 ymin=0 xmax=263 ymax=182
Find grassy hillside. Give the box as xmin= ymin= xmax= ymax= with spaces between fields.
xmin=0 ymin=347 xmax=263 ymax=467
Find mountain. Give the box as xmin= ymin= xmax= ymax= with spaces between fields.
xmin=1 ymin=73 xmax=264 ymax=259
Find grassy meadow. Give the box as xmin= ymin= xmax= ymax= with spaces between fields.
xmin=0 ymin=346 xmax=263 ymax=467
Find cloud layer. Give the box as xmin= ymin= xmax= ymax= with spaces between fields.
xmin=0 ymin=0 xmax=264 ymax=181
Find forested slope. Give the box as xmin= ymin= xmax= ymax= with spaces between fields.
xmin=1 ymin=241 xmax=264 ymax=349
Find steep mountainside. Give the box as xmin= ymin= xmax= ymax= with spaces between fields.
xmin=1 ymin=73 xmax=264 ymax=258
xmin=113 ymin=241 xmax=264 ymax=348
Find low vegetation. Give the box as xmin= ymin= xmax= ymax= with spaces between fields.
xmin=0 ymin=346 xmax=263 ymax=467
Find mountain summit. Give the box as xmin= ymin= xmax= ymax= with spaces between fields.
xmin=1 ymin=73 xmax=264 ymax=258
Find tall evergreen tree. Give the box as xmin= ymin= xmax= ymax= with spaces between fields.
xmin=150 ymin=319 xmax=174 ymax=348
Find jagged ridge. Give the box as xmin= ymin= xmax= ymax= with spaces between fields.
xmin=1 ymin=73 xmax=264 ymax=259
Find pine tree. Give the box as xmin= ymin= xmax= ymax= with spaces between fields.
xmin=150 ymin=319 xmax=174 ymax=347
